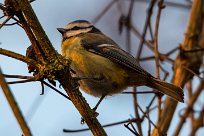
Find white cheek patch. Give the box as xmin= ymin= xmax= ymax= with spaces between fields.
xmin=65 ymin=27 xmax=92 ymax=38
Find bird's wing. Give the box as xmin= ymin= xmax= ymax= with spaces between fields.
xmin=81 ymin=34 xmax=153 ymax=77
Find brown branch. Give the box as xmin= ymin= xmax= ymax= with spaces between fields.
xmin=7 ymin=79 xmax=35 ymax=84
xmin=63 ymin=118 xmax=140 ymax=133
xmin=2 ymin=74 xmax=71 ymax=100
xmin=123 ymin=1 xmax=142 ymax=135
xmin=137 ymin=104 xmax=159 ymax=131
xmin=0 ymin=15 xmax=12 ymax=29
xmin=125 ymin=0 xmax=134 ymax=52
xmin=153 ymin=0 xmax=165 ymax=122
xmin=134 ymin=0 xmax=191 ymax=9
xmin=42 ymin=81 xmax=71 ymax=101
xmin=9 ymin=0 xmax=56 ymax=59
xmin=141 ymin=95 xmax=158 ymax=121
xmin=189 ymin=105 xmax=204 ymax=136
xmin=0 ymin=48 xmax=38 ymax=67
xmin=5 ymin=0 xmax=107 ymax=135
xmin=132 ymin=87 xmax=143 ymax=136
xmin=147 ymin=110 xmax=151 ymax=136
xmin=136 ymin=0 xmax=157 ymax=59
xmin=153 ymin=0 xmax=165 ymax=79
xmin=124 ymin=120 xmax=140 ymax=136
xmin=173 ymin=80 xmax=204 ymax=136
xmin=152 ymin=0 xmax=204 ymax=135
xmin=131 ymin=24 xmax=154 ymax=51
xmin=0 ymin=68 xmax=32 ymax=136
xmin=2 ymin=74 xmax=34 ymax=80
xmin=92 ymin=0 xmax=116 ymax=24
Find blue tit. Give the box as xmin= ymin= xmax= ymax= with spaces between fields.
xmin=57 ymin=20 xmax=184 ymax=109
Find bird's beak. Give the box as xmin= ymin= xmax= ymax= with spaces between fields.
xmin=57 ymin=28 xmax=66 ymax=34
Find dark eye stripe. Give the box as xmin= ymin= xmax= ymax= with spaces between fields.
xmin=71 ymin=26 xmax=82 ymax=30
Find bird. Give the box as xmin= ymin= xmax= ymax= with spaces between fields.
xmin=57 ymin=20 xmax=184 ymax=111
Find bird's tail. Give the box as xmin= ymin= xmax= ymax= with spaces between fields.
xmin=147 ymin=78 xmax=184 ymax=102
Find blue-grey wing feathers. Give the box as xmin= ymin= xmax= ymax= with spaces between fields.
xmin=81 ymin=34 xmax=153 ymax=77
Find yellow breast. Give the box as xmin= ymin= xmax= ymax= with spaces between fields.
xmin=61 ymin=37 xmax=127 ymax=84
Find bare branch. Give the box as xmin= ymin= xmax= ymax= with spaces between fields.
xmin=173 ymin=80 xmax=204 ymax=136
xmin=137 ymin=0 xmax=157 ymax=59
xmin=152 ymin=0 xmax=204 ymax=135
xmin=0 ymin=68 xmax=32 ymax=135
xmin=63 ymin=118 xmax=140 ymax=133
xmin=0 ymin=48 xmax=38 ymax=67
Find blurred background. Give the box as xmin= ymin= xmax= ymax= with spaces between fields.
xmin=0 ymin=0 xmax=203 ymax=136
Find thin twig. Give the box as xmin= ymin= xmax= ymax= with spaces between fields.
xmin=154 ymin=0 xmax=165 ymax=79
xmin=134 ymin=0 xmax=191 ymax=9
xmin=166 ymin=46 xmax=179 ymax=56
xmin=153 ymin=0 xmax=165 ymax=121
xmin=92 ymin=0 xmax=116 ymax=24
xmin=0 ymin=68 xmax=32 ymax=136
xmin=124 ymin=121 xmax=140 ymax=136
xmin=147 ymin=110 xmax=151 ymax=136
xmin=141 ymin=95 xmax=157 ymax=121
xmin=0 ymin=15 xmax=12 ymax=29
xmin=137 ymin=104 xmax=158 ymax=130
xmin=189 ymin=105 xmax=204 ymax=136
xmin=7 ymin=79 xmax=35 ymax=84
xmin=132 ymin=87 xmax=143 ymax=136
xmin=63 ymin=118 xmax=140 ymax=133
xmin=173 ymin=80 xmax=204 ymax=136
xmin=40 ymin=81 xmax=44 ymax=95
xmin=131 ymin=24 xmax=154 ymax=51
xmin=187 ymin=80 xmax=193 ymax=98
xmin=0 ymin=15 xmax=5 ymax=19
xmin=139 ymin=53 xmax=175 ymax=63
xmin=0 ymin=48 xmax=38 ymax=67
xmin=125 ymin=0 xmax=134 ymax=52
xmin=2 ymin=74 xmax=71 ymax=100
xmin=42 ymin=81 xmax=71 ymax=101
xmin=2 ymin=74 xmax=34 ymax=80
xmin=136 ymin=0 xmax=157 ymax=59
xmin=182 ymin=66 xmax=204 ymax=81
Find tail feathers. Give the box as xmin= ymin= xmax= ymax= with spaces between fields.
xmin=148 ymin=78 xmax=184 ymax=102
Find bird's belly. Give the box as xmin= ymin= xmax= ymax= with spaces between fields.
xmin=70 ymin=50 xmax=128 ymax=97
